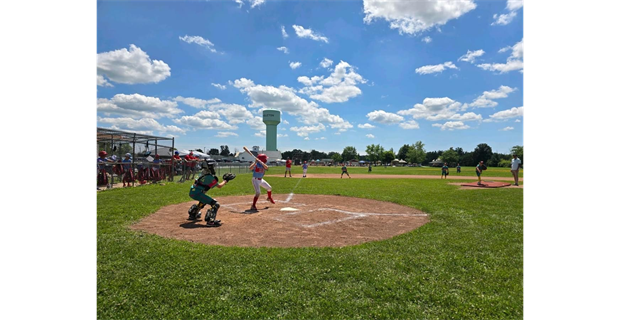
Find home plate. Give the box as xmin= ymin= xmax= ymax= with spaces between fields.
xmin=281 ymin=207 xmax=299 ymax=211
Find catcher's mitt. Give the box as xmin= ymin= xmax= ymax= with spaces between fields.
xmin=480 ymin=164 xmax=488 ymax=170
xmin=222 ymin=172 xmax=236 ymax=182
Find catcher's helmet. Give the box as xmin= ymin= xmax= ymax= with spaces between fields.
xmin=99 ymin=151 xmax=107 ymax=157
xmin=202 ymin=159 xmax=217 ymax=175
xmin=257 ymin=154 xmax=268 ymax=163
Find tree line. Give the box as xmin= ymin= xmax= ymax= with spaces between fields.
xmin=280 ymin=142 xmax=523 ymax=167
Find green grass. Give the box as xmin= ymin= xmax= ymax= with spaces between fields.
xmin=265 ymin=165 xmax=523 ymax=178
xmin=98 ymin=174 xmax=522 ymax=319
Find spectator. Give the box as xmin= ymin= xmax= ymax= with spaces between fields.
xmin=152 ymin=154 xmax=162 ymax=183
xmin=122 ymin=153 xmax=134 ymax=187
xmin=97 ymin=151 xmax=113 ymax=189
xmin=172 ymin=151 xmax=182 ymax=181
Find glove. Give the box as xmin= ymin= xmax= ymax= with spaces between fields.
xmin=222 ymin=172 xmax=236 ymax=182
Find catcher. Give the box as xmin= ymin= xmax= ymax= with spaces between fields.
xmin=187 ymin=159 xmax=236 ymax=227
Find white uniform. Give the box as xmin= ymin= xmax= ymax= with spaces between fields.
xmin=511 ymin=158 xmax=521 ymax=171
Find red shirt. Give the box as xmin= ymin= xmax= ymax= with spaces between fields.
xmin=173 ymin=155 xmax=181 ymax=161
xmin=286 ymin=160 xmax=292 ymax=168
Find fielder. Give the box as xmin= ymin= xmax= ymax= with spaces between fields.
xmin=302 ymin=160 xmax=308 ymax=178
xmin=249 ymin=154 xmax=275 ymax=211
xmin=284 ymin=157 xmax=292 ymax=177
xmin=187 ymin=159 xmax=236 ymax=227
xmin=441 ymin=162 xmax=449 ymax=179
xmin=341 ymin=164 xmax=351 ymax=178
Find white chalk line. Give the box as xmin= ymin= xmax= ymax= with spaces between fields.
xmin=284 ymin=177 xmax=304 ymax=203
xmin=274 ymin=208 xmax=427 ymax=228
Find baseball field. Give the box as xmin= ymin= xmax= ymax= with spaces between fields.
xmin=97 ymin=169 xmax=523 ymax=319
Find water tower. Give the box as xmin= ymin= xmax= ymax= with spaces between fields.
xmin=262 ymin=109 xmax=281 ymax=151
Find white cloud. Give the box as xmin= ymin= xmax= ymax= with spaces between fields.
xmin=97 ymin=75 xmax=113 ymax=87
xmin=486 ymin=106 xmax=524 ymax=121
xmin=492 ymin=11 xmax=518 ymax=26
xmin=216 ymin=132 xmax=239 ymax=138
xmin=98 ymin=117 xmax=186 ymax=136
xmin=515 ymin=119 xmax=521 ymax=123
xmin=173 ymin=112 xmax=237 ymax=130
xmin=320 ymin=58 xmax=333 ymax=68
xmin=298 ymin=61 xmax=367 ymax=103
xmin=281 ymin=25 xmax=288 ymax=38
xmin=362 ymin=0 xmax=477 ymax=35
xmin=289 ymin=61 xmax=302 ymax=69
xmin=507 ymin=0 xmax=524 ymax=11
xmin=366 ymin=134 xmax=375 ymax=138
xmin=458 ymin=49 xmax=485 ymax=63
xmin=179 ymin=35 xmax=218 ymax=53
xmin=282 ymin=119 xmax=289 ymax=125
xmin=211 ymin=83 xmax=227 ymax=90
xmin=290 ymin=123 xmax=326 ymax=137
xmin=358 ymin=123 xmax=375 ymax=129
xmin=249 ymin=0 xmax=265 ymax=8
xmin=304 ymin=137 xmax=310 ymax=140
xmin=292 ymin=25 xmax=329 ymax=43
xmin=97 ymin=93 xmax=182 ymax=119
xmin=468 ymin=85 xmax=517 ymax=108
xmin=498 ymin=45 xmax=511 ymax=53
xmin=245 ymin=116 xmax=265 ymax=130
xmin=367 ymin=110 xmax=404 ymax=124
xmin=500 ymin=126 xmax=514 ymax=131
xmin=173 ymin=96 xmax=221 ymax=109
xmin=478 ymin=39 xmax=523 ymax=73
xmin=207 ymin=103 xmax=254 ymax=124
xmin=415 ymin=61 xmax=458 ymax=75
xmin=232 ymin=78 xmax=353 ymax=131
xmin=422 ymin=36 xmax=432 ymax=43
xmin=315 ymin=137 xmax=327 ymax=140
xmin=97 ymin=44 xmax=171 ymax=85
xmin=397 ymin=97 xmax=464 ymax=120
xmin=278 ymin=133 xmax=288 ymax=138
xmin=399 ymin=120 xmax=420 ymax=129
xmin=432 ymin=121 xmax=470 ymax=131
xmin=255 ymin=130 xmax=266 ymax=137
xmin=277 ymin=46 xmax=289 ymax=54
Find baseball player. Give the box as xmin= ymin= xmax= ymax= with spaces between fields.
xmin=172 ymin=151 xmax=182 ymax=182
xmin=341 ymin=163 xmax=351 ymax=178
xmin=97 ymin=151 xmax=113 ymax=188
xmin=122 ymin=153 xmax=134 ymax=187
xmin=284 ymin=157 xmax=292 ymax=177
xmin=302 ymin=160 xmax=308 ymax=178
xmin=249 ymin=154 xmax=275 ymax=211
xmin=441 ymin=162 xmax=449 ymax=179
xmin=476 ymin=161 xmax=486 ymax=185
xmin=457 ymin=163 xmax=461 ymax=174
xmin=187 ymin=159 xmax=235 ymax=227
xmin=152 ymin=154 xmax=161 ymax=182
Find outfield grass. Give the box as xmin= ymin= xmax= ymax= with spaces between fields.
xmin=98 ymin=174 xmax=522 ymax=319
xmin=265 ymin=165 xmax=523 ymax=178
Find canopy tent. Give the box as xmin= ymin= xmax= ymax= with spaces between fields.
xmin=177 ymin=149 xmax=210 ymax=159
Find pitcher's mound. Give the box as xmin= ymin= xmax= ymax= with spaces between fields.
xmin=461 ymin=181 xmax=512 ymax=188
xmin=131 ymin=194 xmax=429 ymax=248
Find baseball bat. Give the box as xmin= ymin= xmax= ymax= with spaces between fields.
xmin=243 ymin=146 xmax=266 ymax=166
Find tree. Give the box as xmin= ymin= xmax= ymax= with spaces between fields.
xmin=208 ymin=148 xmax=219 ymax=156
xmin=342 ymin=146 xmax=358 ymax=162
xmin=383 ymin=150 xmax=396 ymax=164
xmin=510 ymin=145 xmax=524 ymax=163
xmin=397 ymin=144 xmax=411 ymax=161
xmin=406 ymin=141 xmax=426 ymax=164
xmin=454 ymin=147 xmax=464 ymax=157
xmin=220 ymin=145 xmax=230 ymax=156
xmin=365 ymin=144 xmax=385 ymax=164
xmin=473 ymin=143 xmax=493 ymax=163
xmin=329 ymin=152 xmax=342 ymax=163
xmin=440 ymin=148 xmax=459 ymax=166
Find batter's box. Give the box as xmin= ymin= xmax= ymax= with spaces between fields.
xmin=274 ymin=208 xmax=427 ymax=228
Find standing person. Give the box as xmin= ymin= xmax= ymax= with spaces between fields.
xmin=341 ymin=163 xmax=351 ymax=178
xmin=457 ymin=163 xmax=461 ymax=174
xmin=171 ymin=151 xmax=182 ymax=182
xmin=249 ymin=154 xmax=275 ymax=211
xmin=510 ymin=154 xmax=522 ymax=186
xmin=441 ymin=162 xmax=449 ymax=179
xmin=97 ymin=151 xmax=113 ymax=189
xmin=187 ymin=159 xmax=230 ymax=227
xmin=122 ymin=153 xmax=134 ymax=187
xmin=152 ymin=154 xmax=161 ymax=183
xmin=368 ymin=163 xmax=372 ymax=172
xmin=284 ymin=157 xmax=292 ymax=177
xmin=476 ymin=161 xmax=486 ymax=185
xmin=302 ymin=160 xmax=308 ymax=177
xmin=183 ymin=151 xmax=195 ymax=181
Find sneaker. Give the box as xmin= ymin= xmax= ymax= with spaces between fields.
xmin=188 ymin=214 xmax=197 ymax=220
xmin=477 ymin=182 xmax=482 ymax=185
xmin=268 ymin=197 xmax=275 ymax=204
xmin=515 ymin=183 xmax=519 ymax=186
xmin=250 ymin=206 xmax=258 ymax=211
xmin=206 ymin=220 xmax=222 ymax=227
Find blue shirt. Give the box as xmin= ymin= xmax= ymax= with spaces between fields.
xmin=253 ymin=162 xmax=265 ymax=178
xmin=302 ymin=163 xmax=308 ymax=169
xmin=122 ymin=158 xmax=132 ymax=170
xmin=97 ymin=157 xmax=108 ymax=169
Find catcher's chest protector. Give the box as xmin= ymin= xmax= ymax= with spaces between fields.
xmin=197 ymin=174 xmax=218 ymax=188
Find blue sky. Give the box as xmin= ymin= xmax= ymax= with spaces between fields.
xmin=97 ymin=0 xmax=523 ymax=155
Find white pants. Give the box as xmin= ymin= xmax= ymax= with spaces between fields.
xmin=285 ymin=167 xmax=291 ymax=172
xmin=252 ymin=177 xmax=271 ymax=195
xmin=303 ymin=168 xmax=307 ymax=175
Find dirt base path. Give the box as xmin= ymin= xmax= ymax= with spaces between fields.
xmin=290 ymin=174 xmax=523 ymax=181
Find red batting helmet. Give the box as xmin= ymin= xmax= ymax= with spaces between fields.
xmin=257 ymin=154 xmax=268 ymax=163
xmin=99 ymin=151 xmax=107 ymax=157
